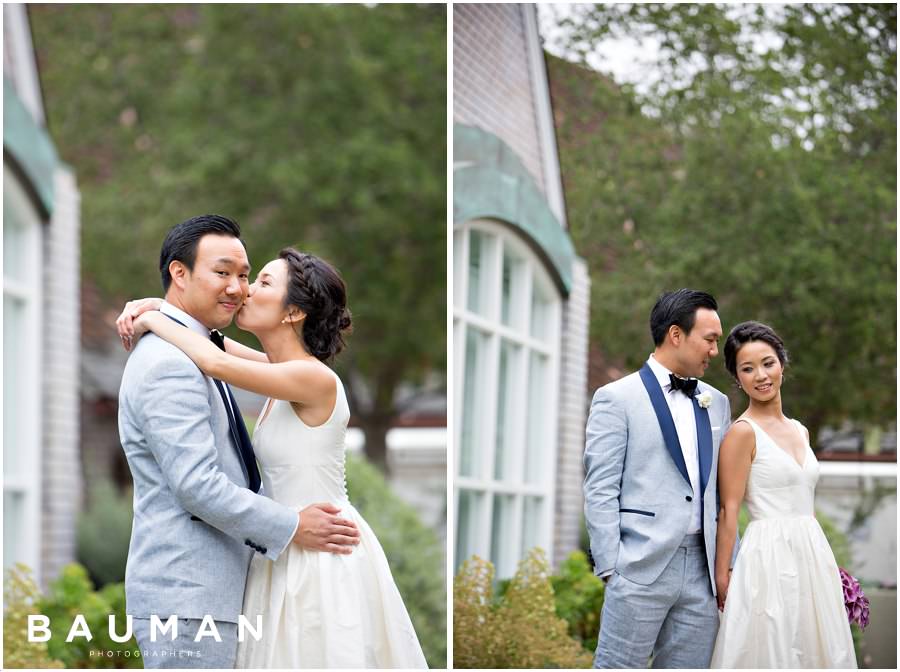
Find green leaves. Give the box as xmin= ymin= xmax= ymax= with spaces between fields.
xmin=549 ymin=4 xmax=895 ymax=438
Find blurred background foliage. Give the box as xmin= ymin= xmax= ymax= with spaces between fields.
xmin=545 ymin=3 xmax=896 ymax=440
xmin=29 ymin=3 xmax=447 ymax=470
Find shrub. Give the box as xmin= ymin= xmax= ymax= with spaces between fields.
xmin=37 ymin=564 xmax=141 ymax=668
xmin=77 ymin=480 xmax=133 ymax=587
xmin=550 ymin=550 xmax=605 ymax=653
xmin=3 ymin=564 xmax=64 ymax=669
xmin=345 ymin=453 xmax=446 ymax=668
xmin=454 ymin=549 xmax=594 ymax=668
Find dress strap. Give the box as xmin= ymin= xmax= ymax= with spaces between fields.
xmin=733 ymin=416 xmax=759 ymax=432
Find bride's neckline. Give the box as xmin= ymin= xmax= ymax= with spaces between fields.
xmin=742 ymin=416 xmax=809 ymax=470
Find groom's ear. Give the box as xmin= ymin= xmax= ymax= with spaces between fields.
xmin=169 ymin=260 xmax=189 ymax=289
xmin=668 ymin=324 xmax=684 ymax=346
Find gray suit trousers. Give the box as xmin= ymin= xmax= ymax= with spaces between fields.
xmin=133 ymin=618 xmax=238 ymax=669
xmin=594 ymin=533 xmax=719 ymax=669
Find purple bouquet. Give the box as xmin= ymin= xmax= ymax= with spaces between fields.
xmin=839 ymin=567 xmax=870 ymax=629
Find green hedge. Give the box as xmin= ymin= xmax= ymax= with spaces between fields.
xmin=76 ymin=480 xmax=133 ymax=588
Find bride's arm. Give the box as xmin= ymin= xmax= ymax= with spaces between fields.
xmin=714 ymin=421 xmax=754 ymax=611
xmin=115 ymin=297 xmax=269 ymax=363
xmin=224 ymin=336 xmax=269 ymax=363
xmin=134 ymin=312 xmax=333 ymax=404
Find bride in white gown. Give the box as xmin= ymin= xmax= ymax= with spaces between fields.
xmin=126 ymin=248 xmax=427 ymax=669
xmin=711 ymin=321 xmax=855 ymax=668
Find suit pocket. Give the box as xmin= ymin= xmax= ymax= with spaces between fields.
xmin=619 ymin=508 xmax=655 ymax=517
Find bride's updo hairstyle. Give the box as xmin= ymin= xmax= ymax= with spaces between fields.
xmin=279 ymin=247 xmax=352 ymax=362
xmin=724 ymin=321 xmax=789 ymax=380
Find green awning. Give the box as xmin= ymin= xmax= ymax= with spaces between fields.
xmin=454 ymin=123 xmax=576 ymax=294
xmin=4 ymin=77 xmax=59 ymax=215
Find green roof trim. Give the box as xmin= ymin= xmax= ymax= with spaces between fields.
xmin=454 ymin=123 xmax=576 ymax=293
xmin=4 ymin=77 xmax=58 ymax=214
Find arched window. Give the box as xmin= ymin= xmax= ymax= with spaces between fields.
xmin=3 ymin=168 xmax=44 ymax=578
xmin=453 ymin=219 xmax=561 ymax=579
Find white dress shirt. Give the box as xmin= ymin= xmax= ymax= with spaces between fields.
xmin=647 ymin=354 xmax=703 ymax=534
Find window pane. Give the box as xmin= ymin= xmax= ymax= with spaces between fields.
xmin=3 ymin=491 xmax=23 ymax=571
xmin=3 ymin=296 xmax=24 ymax=477
xmin=490 ymin=494 xmax=515 ymax=577
xmin=460 ymin=328 xmax=488 ymax=477
xmin=524 ymin=352 xmax=549 ymax=484
xmin=3 ymin=175 xmax=30 ymax=283
xmin=455 ymin=489 xmax=482 ymax=573
xmin=466 ymin=229 xmax=487 ymax=315
xmin=494 ymin=339 xmax=520 ymax=481
xmin=453 ymin=229 xmax=464 ymax=308
xmin=521 ymin=496 xmax=543 ymax=558
xmin=530 ymin=278 xmax=552 ymax=342
xmin=501 ymin=247 xmax=529 ymax=331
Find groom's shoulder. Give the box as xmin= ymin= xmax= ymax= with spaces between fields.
xmin=592 ymin=369 xmax=642 ymax=401
xmin=123 ymin=334 xmax=201 ymax=383
xmin=697 ymin=379 xmax=729 ymax=405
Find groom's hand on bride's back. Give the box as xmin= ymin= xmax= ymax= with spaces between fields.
xmin=293 ymin=503 xmax=360 ymax=554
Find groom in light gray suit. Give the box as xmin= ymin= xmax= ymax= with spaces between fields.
xmin=118 ymin=215 xmax=359 ymax=668
xmin=584 ymin=289 xmax=733 ymax=668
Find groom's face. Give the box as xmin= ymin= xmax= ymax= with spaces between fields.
xmin=180 ymin=234 xmax=250 ymax=330
xmin=678 ymin=308 xmax=722 ymax=378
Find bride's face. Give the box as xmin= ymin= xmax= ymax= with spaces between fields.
xmin=735 ymin=340 xmax=783 ymax=403
xmin=236 ymin=259 xmax=291 ymax=332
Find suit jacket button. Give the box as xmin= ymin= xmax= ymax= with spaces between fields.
xmin=260 ymin=547 xmax=267 ymax=554
xmin=685 ymin=495 xmax=693 ymax=502
xmin=245 ymin=539 xmax=251 ymax=546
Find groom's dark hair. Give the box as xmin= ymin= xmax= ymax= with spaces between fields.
xmin=159 ymin=214 xmax=244 ymax=291
xmin=650 ymin=289 xmax=718 ymax=346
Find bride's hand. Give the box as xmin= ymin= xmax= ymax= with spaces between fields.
xmin=122 ymin=313 xmax=154 ymax=352
xmin=716 ymin=570 xmax=731 ymax=611
xmin=116 ymin=297 xmax=162 ymax=350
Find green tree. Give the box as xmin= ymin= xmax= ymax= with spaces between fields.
xmin=546 ymin=3 xmax=896 ymax=440
xmin=30 ymin=3 xmax=446 ymax=471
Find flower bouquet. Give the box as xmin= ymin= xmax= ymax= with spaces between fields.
xmin=838 ymin=567 xmax=870 ymax=629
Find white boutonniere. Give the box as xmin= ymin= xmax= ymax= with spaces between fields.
xmin=696 ymin=391 xmax=713 ymax=409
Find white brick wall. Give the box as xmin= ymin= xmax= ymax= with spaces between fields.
xmin=40 ymin=167 xmax=82 ymax=587
xmin=454 ymin=3 xmax=547 ymax=196
xmin=554 ymin=257 xmax=591 ymax=568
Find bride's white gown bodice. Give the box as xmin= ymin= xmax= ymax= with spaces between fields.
xmin=710 ymin=417 xmax=856 ymax=669
xmin=253 ymin=379 xmax=351 ymax=510
xmin=234 ymin=371 xmax=427 ymax=669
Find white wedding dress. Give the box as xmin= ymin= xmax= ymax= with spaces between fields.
xmin=710 ymin=417 xmax=856 ymax=668
xmin=234 ymin=370 xmax=427 ymax=668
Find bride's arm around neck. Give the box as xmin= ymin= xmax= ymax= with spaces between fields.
xmin=136 ymin=311 xmax=335 ymax=406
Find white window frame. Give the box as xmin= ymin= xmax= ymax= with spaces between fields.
xmin=3 ymin=168 xmax=44 ymax=581
xmin=453 ymin=218 xmax=561 ymax=579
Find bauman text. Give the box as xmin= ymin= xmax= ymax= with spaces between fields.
xmin=27 ymin=615 xmax=263 ymax=643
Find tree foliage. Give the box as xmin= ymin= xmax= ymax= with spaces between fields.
xmin=30 ymin=4 xmax=446 ymax=468
xmin=546 ymin=3 xmax=896 ymax=438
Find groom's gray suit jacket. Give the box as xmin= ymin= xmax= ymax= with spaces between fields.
xmin=118 ymin=326 xmax=298 ymax=623
xmin=584 ymin=364 xmax=731 ymax=594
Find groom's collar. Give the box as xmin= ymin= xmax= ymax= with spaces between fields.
xmin=160 ymin=301 xmax=212 ymax=338
xmin=646 ymin=354 xmax=690 ymax=392
xmin=646 ymin=353 xmax=672 ymax=388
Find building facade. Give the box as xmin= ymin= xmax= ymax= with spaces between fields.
xmin=453 ymin=3 xmax=590 ymax=578
xmin=3 ymin=3 xmax=82 ymax=588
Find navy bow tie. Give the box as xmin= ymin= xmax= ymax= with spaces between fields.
xmin=669 ymin=373 xmax=698 ymax=397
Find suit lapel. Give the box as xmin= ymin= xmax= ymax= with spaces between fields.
xmin=639 ymin=363 xmax=691 ymax=487
xmin=693 ymin=394 xmax=713 ymax=499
